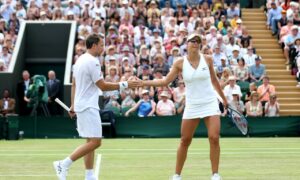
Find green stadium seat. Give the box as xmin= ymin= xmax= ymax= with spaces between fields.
xmin=237 ymin=81 xmax=250 ymax=93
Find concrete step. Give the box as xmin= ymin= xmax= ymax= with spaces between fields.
xmin=276 ymin=91 xmax=300 ymax=98
xmin=259 ymin=54 xmax=285 ymax=59
xmin=256 ymin=49 xmax=283 ymax=54
xmin=276 ymin=86 xmax=300 ymax=92
xmin=280 ymin=109 xmax=300 ymax=116
xmin=278 ymin=97 xmax=300 ymax=103
xmin=242 ymin=12 xmax=265 ymax=18
xmin=254 ymin=43 xmax=281 ymax=49
xmin=251 ymin=33 xmax=274 ymax=38
xmin=242 ymin=8 xmax=263 ymax=13
xmin=243 ymin=20 xmax=266 ymax=25
xmin=266 ymin=70 xmax=291 ymax=75
xmin=265 ymin=64 xmax=287 ymax=69
xmin=280 ymin=103 xmax=300 ymax=109
xmin=263 ymin=59 xmax=286 ymax=65
xmin=248 ymin=30 xmax=271 ymax=34
xmin=268 ymin=75 xmax=294 ymax=80
xmin=271 ymin=80 xmax=298 ymax=86
xmin=243 ymin=16 xmax=266 ymax=21
xmin=253 ymin=39 xmax=278 ymax=44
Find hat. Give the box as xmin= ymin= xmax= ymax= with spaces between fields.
xmin=67 ymin=10 xmax=74 ymax=16
xmin=122 ymin=57 xmax=129 ymax=62
xmin=228 ymin=76 xmax=236 ymax=81
xmin=108 ymin=25 xmax=115 ymax=30
xmin=122 ymin=0 xmax=128 ymax=4
xmin=292 ymin=25 xmax=298 ymax=30
xmin=171 ymin=47 xmax=180 ymax=54
xmin=236 ymin=19 xmax=242 ymax=24
xmin=68 ymin=0 xmax=75 ymax=3
xmin=150 ymin=0 xmax=156 ymax=4
xmin=187 ymin=33 xmax=201 ymax=42
xmin=122 ymin=46 xmax=130 ymax=52
xmin=84 ymin=0 xmax=90 ymax=5
xmin=160 ymin=91 xmax=169 ymax=97
xmin=209 ymin=26 xmax=217 ymax=31
xmin=170 ymin=37 xmax=177 ymax=42
xmin=232 ymin=89 xmax=240 ymax=95
xmin=109 ymin=55 xmax=116 ymax=61
xmin=42 ymin=0 xmax=48 ymax=4
xmin=143 ymin=65 xmax=149 ymax=70
xmin=108 ymin=45 xmax=115 ymax=50
xmin=255 ymin=56 xmax=262 ymax=61
xmin=179 ymin=27 xmax=188 ymax=33
xmin=40 ymin=11 xmax=46 ymax=16
xmin=232 ymin=46 xmax=240 ymax=52
xmin=142 ymin=89 xmax=149 ymax=94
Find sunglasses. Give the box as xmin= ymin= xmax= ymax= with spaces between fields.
xmin=125 ymin=70 xmax=131 ymax=72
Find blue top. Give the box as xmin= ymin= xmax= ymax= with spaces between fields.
xmin=250 ymin=64 xmax=265 ymax=79
xmin=137 ymin=100 xmax=152 ymax=117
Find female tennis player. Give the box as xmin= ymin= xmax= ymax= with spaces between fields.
xmin=142 ymin=33 xmax=227 ymax=180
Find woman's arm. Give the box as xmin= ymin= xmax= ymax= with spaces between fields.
xmin=205 ymin=55 xmax=228 ymax=107
xmin=142 ymin=58 xmax=182 ymax=87
xmin=125 ymin=100 xmax=141 ymax=116
xmin=148 ymin=100 xmax=156 ymax=116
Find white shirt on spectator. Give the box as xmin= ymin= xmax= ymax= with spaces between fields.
xmin=213 ymin=52 xmax=227 ymax=67
xmin=92 ymin=6 xmax=106 ymax=19
xmin=223 ymin=84 xmax=242 ymax=102
xmin=118 ymin=7 xmax=134 ymax=19
xmin=265 ymin=102 xmax=279 ymax=117
xmin=134 ymin=34 xmax=150 ymax=48
xmin=243 ymin=53 xmax=257 ymax=67
xmin=206 ymin=33 xmax=218 ymax=48
xmin=64 ymin=6 xmax=80 ymax=17
xmin=78 ymin=24 xmax=92 ymax=34
xmin=149 ymin=36 xmax=163 ymax=46
xmin=73 ymin=53 xmax=103 ymax=112
xmin=156 ymin=99 xmax=175 ymax=116
xmin=179 ymin=22 xmax=194 ymax=34
xmin=0 ymin=3 xmax=14 ymax=22
xmin=225 ymin=44 xmax=240 ymax=57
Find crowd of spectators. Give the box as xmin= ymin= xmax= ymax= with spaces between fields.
xmin=0 ymin=0 xmax=285 ymax=117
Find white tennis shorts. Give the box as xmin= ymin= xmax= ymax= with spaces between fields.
xmin=76 ymin=107 xmax=102 ymax=138
xmin=183 ymin=99 xmax=221 ymax=119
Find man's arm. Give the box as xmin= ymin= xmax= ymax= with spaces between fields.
xmin=95 ymin=77 xmax=141 ymax=91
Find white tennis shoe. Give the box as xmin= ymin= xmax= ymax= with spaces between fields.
xmin=53 ymin=160 xmax=68 ymax=180
xmin=172 ymin=174 xmax=182 ymax=180
xmin=211 ymin=173 xmax=222 ymax=180
xmin=85 ymin=175 xmax=98 ymax=180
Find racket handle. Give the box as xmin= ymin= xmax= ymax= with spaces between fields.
xmin=55 ymin=98 xmax=71 ymax=112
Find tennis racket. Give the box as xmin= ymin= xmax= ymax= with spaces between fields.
xmin=55 ymin=98 xmax=76 ymax=120
xmin=215 ymin=93 xmax=248 ymax=135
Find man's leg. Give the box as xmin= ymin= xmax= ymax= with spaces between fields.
xmin=84 ymin=139 xmax=97 ymax=180
xmin=174 ymin=118 xmax=200 ymax=178
xmin=204 ymin=115 xmax=221 ymax=175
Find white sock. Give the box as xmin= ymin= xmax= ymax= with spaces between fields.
xmin=85 ymin=169 xmax=94 ymax=177
xmin=61 ymin=157 xmax=73 ymax=168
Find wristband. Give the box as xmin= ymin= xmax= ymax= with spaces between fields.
xmin=119 ymin=81 xmax=128 ymax=90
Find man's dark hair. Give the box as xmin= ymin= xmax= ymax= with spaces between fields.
xmin=86 ymin=34 xmax=102 ymax=49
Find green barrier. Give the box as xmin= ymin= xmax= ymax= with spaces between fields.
xmin=6 ymin=115 xmax=300 ymax=138
xmin=0 ymin=117 xmax=5 ymax=139
xmin=7 ymin=117 xmax=19 ymax=140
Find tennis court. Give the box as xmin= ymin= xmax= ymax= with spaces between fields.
xmin=0 ymin=138 xmax=300 ymax=180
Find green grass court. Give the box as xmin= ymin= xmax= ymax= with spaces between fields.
xmin=0 ymin=138 xmax=300 ymax=180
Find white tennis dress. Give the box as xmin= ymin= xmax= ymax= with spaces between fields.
xmin=182 ymin=54 xmax=221 ymax=119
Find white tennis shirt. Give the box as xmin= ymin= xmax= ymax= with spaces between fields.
xmin=73 ymin=53 xmax=103 ymax=112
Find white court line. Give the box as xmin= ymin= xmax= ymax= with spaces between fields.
xmin=1 ymin=147 xmax=300 ymax=152
xmin=95 ymin=154 xmax=102 ymax=179
xmin=2 ymin=151 xmax=300 ymax=156
xmin=0 ymin=175 xmax=82 ymax=177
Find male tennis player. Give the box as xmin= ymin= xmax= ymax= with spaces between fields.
xmin=53 ymin=34 xmax=141 ymax=180
xmin=142 ymin=33 xmax=227 ymax=180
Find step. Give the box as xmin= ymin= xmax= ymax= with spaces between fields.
xmin=263 ymin=59 xmax=286 ymax=65
xmin=254 ymin=43 xmax=281 ymax=49
xmin=280 ymin=109 xmax=300 ymax=116
xmin=276 ymin=92 xmax=300 ymax=98
xmin=251 ymin=33 xmax=274 ymax=38
xmin=243 ymin=20 xmax=266 ymax=25
xmin=259 ymin=54 xmax=285 ymax=59
xmin=242 ymin=12 xmax=265 ymax=17
xmin=248 ymin=30 xmax=272 ymax=34
xmin=253 ymin=39 xmax=278 ymax=44
xmin=265 ymin=64 xmax=287 ymax=69
xmin=271 ymin=80 xmax=297 ymax=86
xmin=243 ymin=16 xmax=266 ymax=21
xmin=268 ymin=75 xmax=294 ymax=80
xmin=276 ymin=86 xmax=300 ymax=92
xmin=266 ymin=70 xmax=291 ymax=75
xmin=278 ymin=97 xmax=300 ymax=103
xmin=256 ymin=49 xmax=283 ymax=54
xmin=242 ymin=8 xmax=263 ymax=13
xmin=280 ymin=103 xmax=300 ymax=109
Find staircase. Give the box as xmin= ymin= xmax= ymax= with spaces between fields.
xmin=242 ymin=8 xmax=300 ymax=116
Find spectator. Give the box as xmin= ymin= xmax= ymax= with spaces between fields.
xmin=284 ymin=25 xmax=300 ymax=64
xmin=120 ymin=87 xmax=136 ymax=112
xmin=156 ymin=91 xmax=176 ymax=116
xmin=245 ymin=91 xmax=263 ymax=117
xmin=245 ymin=82 xmax=257 ymax=103
xmin=0 ymin=0 xmax=14 ymax=22
xmin=257 ymin=76 xmax=276 ymax=107
xmin=234 ymin=58 xmax=249 ymax=82
xmin=249 ymin=56 xmax=265 ymax=82
xmin=242 ymin=46 xmax=257 ymax=67
xmin=264 ymin=93 xmax=280 ymax=117
xmin=233 ymin=19 xmax=243 ymax=37
xmin=173 ymin=80 xmax=185 ymax=109
xmin=229 ymin=89 xmax=245 ymax=114
xmin=46 ymin=70 xmax=61 ymax=116
xmin=0 ymin=45 xmax=12 ymax=69
xmin=223 ymin=76 xmax=242 ymax=102
xmin=0 ymin=89 xmax=15 ymax=117
xmin=212 ymin=44 xmax=227 ymax=67
xmin=228 ymin=46 xmax=241 ymax=68
xmin=267 ymin=2 xmax=282 ymax=36
xmin=125 ymin=89 xmax=156 ymax=117
xmin=105 ymin=66 xmax=120 ymax=83
xmin=225 ymin=36 xmax=240 ymax=57
xmin=297 ymin=56 xmax=300 ymax=87
xmin=16 ymin=70 xmax=32 ymax=115
xmin=120 ymin=57 xmax=134 ymax=75
xmin=238 ymin=28 xmax=253 ymax=54
xmin=227 ymin=2 xmax=240 ymax=20
xmin=168 ymin=46 xmax=180 ymax=67
xmin=153 ymin=54 xmax=169 ymax=76
xmin=219 ymin=67 xmax=232 ymax=88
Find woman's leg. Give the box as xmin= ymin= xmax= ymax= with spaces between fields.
xmin=175 ymin=118 xmax=200 ymax=175
xmin=204 ymin=115 xmax=221 ymax=174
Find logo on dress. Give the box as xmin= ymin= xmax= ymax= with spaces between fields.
xmin=202 ymin=67 xmax=208 ymax=71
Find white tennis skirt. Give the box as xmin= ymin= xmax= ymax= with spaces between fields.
xmin=183 ymin=99 xmax=221 ymax=119
xmin=76 ymin=107 xmax=102 ymax=138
